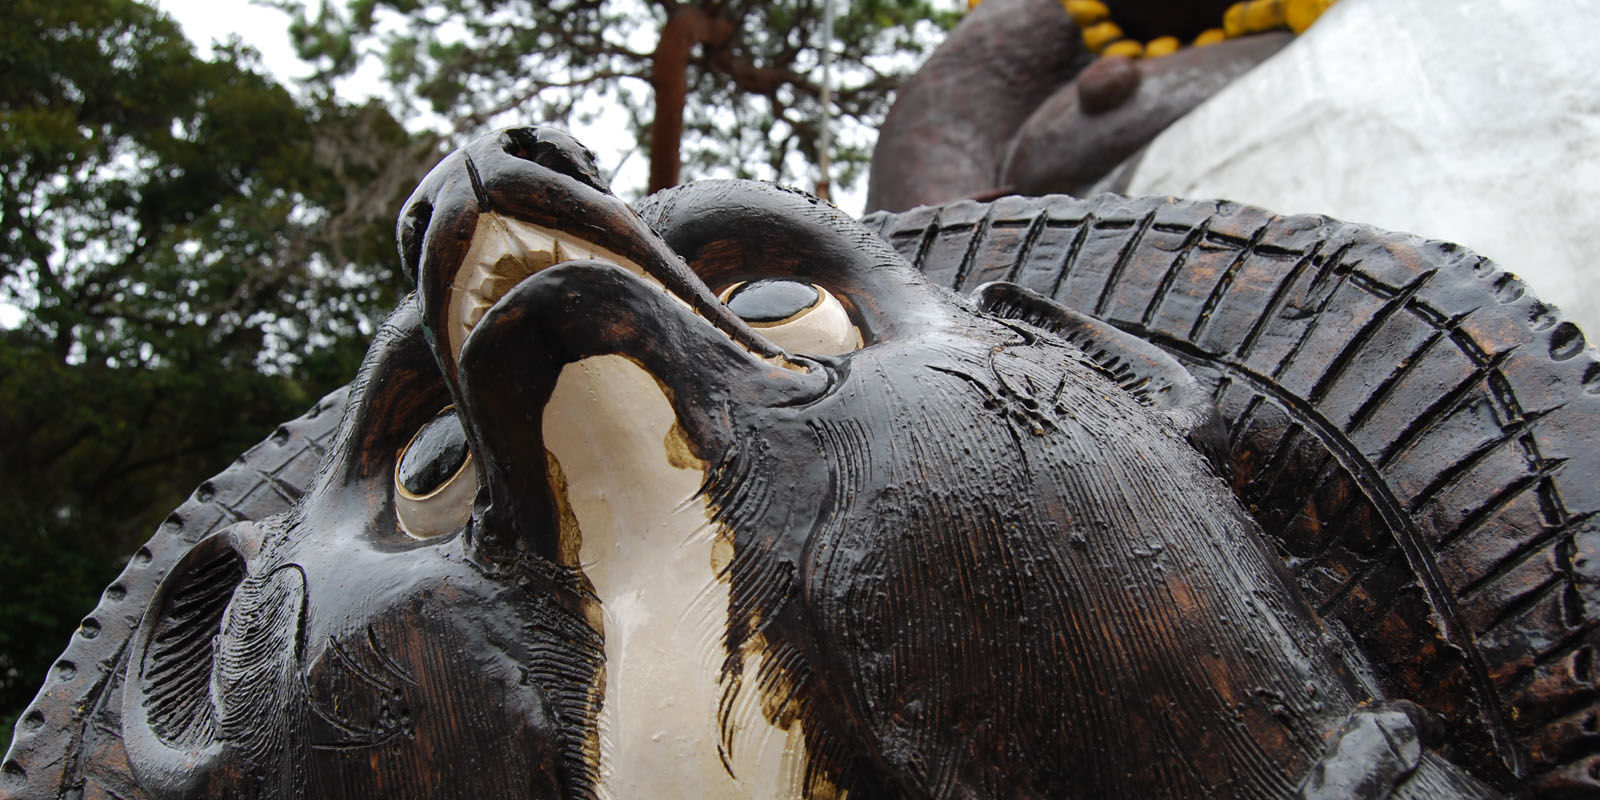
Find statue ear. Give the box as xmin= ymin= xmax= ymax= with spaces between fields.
xmin=974 ymin=281 xmax=1229 ymax=473
xmin=121 ymin=524 xmax=307 ymax=799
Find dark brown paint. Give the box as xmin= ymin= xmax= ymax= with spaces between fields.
xmin=7 ymin=131 xmax=1594 ymax=798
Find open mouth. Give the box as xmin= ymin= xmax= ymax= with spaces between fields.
xmin=396 ymin=125 xmax=888 ymax=395
xmin=439 ymin=210 xmax=843 ymax=376
xmin=445 ymin=213 xmax=661 ymax=360
xmin=400 ymin=125 xmax=805 ymax=380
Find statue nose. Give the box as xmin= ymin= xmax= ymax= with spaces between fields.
xmin=395 ymin=126 xmax=615 ymax=285
xmin=497 ymin=126 xmax=612 ymax=195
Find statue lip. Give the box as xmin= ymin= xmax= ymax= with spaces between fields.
xmin=397 ymin=128 xmax=834 ymax=560
xmin=434 ymin=213 xmax=660 ymax=365
xmin=399 ymin=127 xmax=803 ymax=382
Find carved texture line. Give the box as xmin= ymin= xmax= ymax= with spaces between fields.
xmin=1 ymin=388 xmax=349 ymax=796
xmin=868 ymin=194 xmax=1600 ymax=791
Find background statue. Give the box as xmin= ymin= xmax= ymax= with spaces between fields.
xmin=4 ymin=124 xmax=1597 ymax=797
xmin=868 ymin=0 xmax=1600 ymax=336
xmin=866 ymin=0 xmax=1304 ymax=212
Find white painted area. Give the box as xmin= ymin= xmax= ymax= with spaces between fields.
xmin=1126 ymin=0 xmax=1600 ymax=339
xmin=446 ymin=214 xmax=664 ymax=362
xmin=543 ymin=356 xmax=808 ymax=800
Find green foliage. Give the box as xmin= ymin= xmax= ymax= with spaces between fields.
xmin=0 ymin=0 xmax=418 ymax=730
xmin=268 ymin=0 xmax=959 ymax=199
xmin=0 ymin=331 xmax=327 ymax=731
xmin=1 ymin=0 xmax=417 ymax=373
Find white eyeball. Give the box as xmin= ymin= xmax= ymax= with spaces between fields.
xmin=720 ymin=280 xmax=862 ymax=356
xmin=394 ymin=409 xmax=476 ymax=539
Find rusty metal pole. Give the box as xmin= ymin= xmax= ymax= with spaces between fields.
xmin=817 ymin=0 xmax=835 ymax=202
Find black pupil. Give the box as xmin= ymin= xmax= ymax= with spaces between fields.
xmin=398 ymin=413 xmax=470 ymax=496
xmin=726 ymin=280 xmax=819 ymax=323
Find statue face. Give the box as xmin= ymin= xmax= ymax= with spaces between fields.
xmin=119 ymin=297 xmax=600 ymax=799
xmin=119 ymin=127 xmax=1366 ymax=799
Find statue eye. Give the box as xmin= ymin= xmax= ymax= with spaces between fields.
xmin=721 ymin=279 xmax=862 ymax=356
xmin=394 ymin=408 xmax=476 ymax=539
xmin=726 ymin=279 xmax=820 ymax=322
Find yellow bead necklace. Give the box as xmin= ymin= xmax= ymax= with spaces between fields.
xmin=1072 ymin=0 xmax=1338 ymax=57
xmin=967 ymin=0 xmax=1341 ymax=60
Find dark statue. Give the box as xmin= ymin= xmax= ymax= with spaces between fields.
xmin=5 ymin=124 xmax=1598 ymax=797
xmin=6 ymin=5 xmax=1600 ymax=800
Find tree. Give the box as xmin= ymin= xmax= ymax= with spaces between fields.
xmin=0 ymin=0 xmax=417 ymax=374
xmin=272 ymin=0 xmax=959 ymax=200
xmin=0 ymin=0 xmax=418 ymax=741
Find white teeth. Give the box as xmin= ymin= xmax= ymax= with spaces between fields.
xmin=443 ymin=212 xmax=801 ymax=372
xmin=446 ymin=213 xmax=655 ymax=360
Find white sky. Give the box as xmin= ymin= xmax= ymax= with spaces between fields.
xmin=151 ymin=0 xmax=882 ymax=213
xmin=156 ymin=0 xmax=311 ymax=81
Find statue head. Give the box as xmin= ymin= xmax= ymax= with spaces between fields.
xmin=110 ymin=127 xmax=1451 ymax=798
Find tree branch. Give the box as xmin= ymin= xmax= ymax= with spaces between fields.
xmin=650 ymin=5 xmax=734 ymax=192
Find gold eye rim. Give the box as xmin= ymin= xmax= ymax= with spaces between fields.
xmin=394 ymin=407 xmax=476 ymax=538
xmin=394 ymin=406 xmax=474 ymax=501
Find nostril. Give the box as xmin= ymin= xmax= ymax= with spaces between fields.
xmin=123 ymin=524 xmax=305 ymax=796
xmin=398 ymin=198 xmax=433 ymax=284
xmin=499 ymin=127 xmax=612 ymax=195
xmin=133 ymin=533 xmax=247 ymax=747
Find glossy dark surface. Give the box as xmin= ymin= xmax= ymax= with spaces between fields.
xmin=863 ymin=193 xmax=1600 ymax=796
xmin=396 ymin=411 xmax=469 ymax=495
xmin=725 ymin=279 xmax=819 ymax=323
xmin=8 ymin=129 xmax=1598 ymax=798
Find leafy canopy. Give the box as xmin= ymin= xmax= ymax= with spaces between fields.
xmin=0 ymin=0 xmax=417 ymax=739
xmin=270 ymin=0 xmax=959 ymax=201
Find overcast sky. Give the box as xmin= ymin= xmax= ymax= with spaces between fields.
xmin=156 ymin=0 xmax=312 ymax=82
xmin=150 ymin=0 xmax=885 ymax=214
